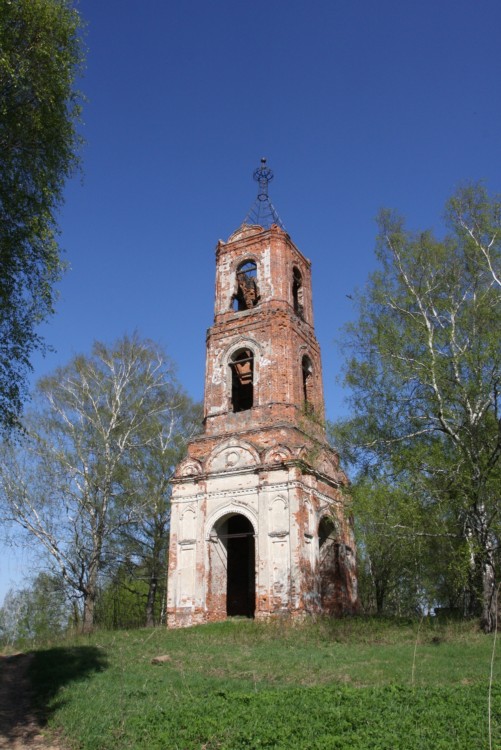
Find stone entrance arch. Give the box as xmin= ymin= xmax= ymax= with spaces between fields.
xmin=318 ymin=516 xmax=338 ymax=612
xmin=208 ymin=512 xmax=256 ymax=619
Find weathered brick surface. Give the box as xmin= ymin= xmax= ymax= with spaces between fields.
xmin=167 ymin=224 xmax=358 ymax=628
xmin=204 ymin=224 xmax=323 ymax=431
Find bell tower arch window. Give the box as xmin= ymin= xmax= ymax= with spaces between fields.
xmin=302 ymin=355 xmax=314 ymax=413
xmin=292 ymin=266 xmax=304 ymax=319
xmin=230 ymin=348 xmax=254 ymax=412
xmin=232 ymin=260 xmax=259 ymax=311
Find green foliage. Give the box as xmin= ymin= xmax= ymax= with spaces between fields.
xmin=94 ymin=567 xmax=162 ymax=630
xmin=349 ymin=479 xmax=432 ymax=614
xmin=28 ymin=620 xmax=500 ymax=749
xmin=0 ymin=572 xmax=70 ymax=647
xmin=332 ymin=184 xmax=501 ymax=629
xmin=0 ymin=0 xmax=84 ymax=431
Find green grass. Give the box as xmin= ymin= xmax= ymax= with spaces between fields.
xmin=27 ymin=617 xmax=500 ymax=749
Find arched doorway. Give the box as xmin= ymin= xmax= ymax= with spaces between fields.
xmin=318 ymin=516 xmax=338 ymax=612
xmin=209 ymin=513 xmax=256 ymax=618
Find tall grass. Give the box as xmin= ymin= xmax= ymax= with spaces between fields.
xmin=26 ymin=617 xmax=500 ymax=749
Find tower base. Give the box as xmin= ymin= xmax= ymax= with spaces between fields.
xmin=167 ymin=427 xmax=358 ymax=628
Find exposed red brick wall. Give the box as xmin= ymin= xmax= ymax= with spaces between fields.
xmin=204 ymin=225 xmax=326 ymax=433
xmin=167 ymin=223 xmax=358 ymax=627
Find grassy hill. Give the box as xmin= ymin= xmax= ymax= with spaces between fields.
xmin=27 ymin=617 xmax=500 ymax=749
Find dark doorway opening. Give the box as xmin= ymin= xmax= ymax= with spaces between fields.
xmin=225 ymin=515 xmax=255 ymax=617
xmin=319 ymin=517 xmax=336 ymax=549
xmin=318 ymin=517 xmax=339 ymax=613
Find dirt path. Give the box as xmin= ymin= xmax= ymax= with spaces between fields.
xmin=0 ymin=654 xmax=63 ymax=750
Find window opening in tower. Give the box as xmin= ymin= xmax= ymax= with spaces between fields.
xmin=302 ymin=355 xmax=314 ymax=413
xmin=232 ymin=260 xmax=260 ymax=311
xmin=292 ymin=266 xmax=304 ymax=319
xmin=230 ymin=349 xmax=254 ymax=412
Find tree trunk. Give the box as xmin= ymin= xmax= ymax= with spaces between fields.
xmin=375 ymin=583 xmax=386 ymax=615
xmin=82 ymin=592 xmax=95 ymax=633
xmin=469 ymin=508 xmax=498 ymax=633
xmin=71 ymin=600 xmax=81 ymax=630
xmin=82 ymin=565 xmax=99 ymax=633
xmin=145 ymin=574 xmax=158 ymax=628
xmin=480 ymin=553 xmax=497 ymax=633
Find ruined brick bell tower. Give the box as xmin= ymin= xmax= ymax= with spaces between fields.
xmin=167 ymin=160 xmax=357 ymax=627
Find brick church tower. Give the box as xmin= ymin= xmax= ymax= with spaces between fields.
xmin=167 ymin=160 xmax=357 ymax=627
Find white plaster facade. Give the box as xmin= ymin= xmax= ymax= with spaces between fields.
xmin=167 ymin=439 xmax=355 ymax=627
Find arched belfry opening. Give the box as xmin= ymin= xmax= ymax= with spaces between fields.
xmin=209 ymin=513 xmax=256 ymax=618
xmin=230 ymin=348 xmax=254 ymax=412
xmin=232 ymin=260 xmax=259 ymax=311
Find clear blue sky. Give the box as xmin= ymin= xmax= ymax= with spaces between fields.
xmin=2 ymin=0 xmax=501 ymax=600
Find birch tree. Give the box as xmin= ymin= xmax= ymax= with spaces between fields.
xmin=0 ymin=335 xmax=197 ymax=632
xmin=335 ymin=184 xmax=500 ymax=631
xmin=113 ymin=395 xmax=202 ymax=627
xmin=0 ymin=0 xmax=84 ymax=431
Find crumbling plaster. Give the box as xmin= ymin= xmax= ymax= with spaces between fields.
xmin=167 ymin=223 xmax=357 ymax=628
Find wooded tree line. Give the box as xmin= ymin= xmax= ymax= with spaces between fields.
xmin=0 ymin=335 xmax=201 ymax=636
xmin=332 ymin=184 xmax=500 ymax=632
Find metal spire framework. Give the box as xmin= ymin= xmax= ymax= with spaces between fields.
xmin=243 ymin=158 xmax=286 ymax=230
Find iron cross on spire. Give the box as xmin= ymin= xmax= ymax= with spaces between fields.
xmin=255 ymin=157 xmax=274 ymax=200
xmin=243 ymin=157 xmax=285 ymax=230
